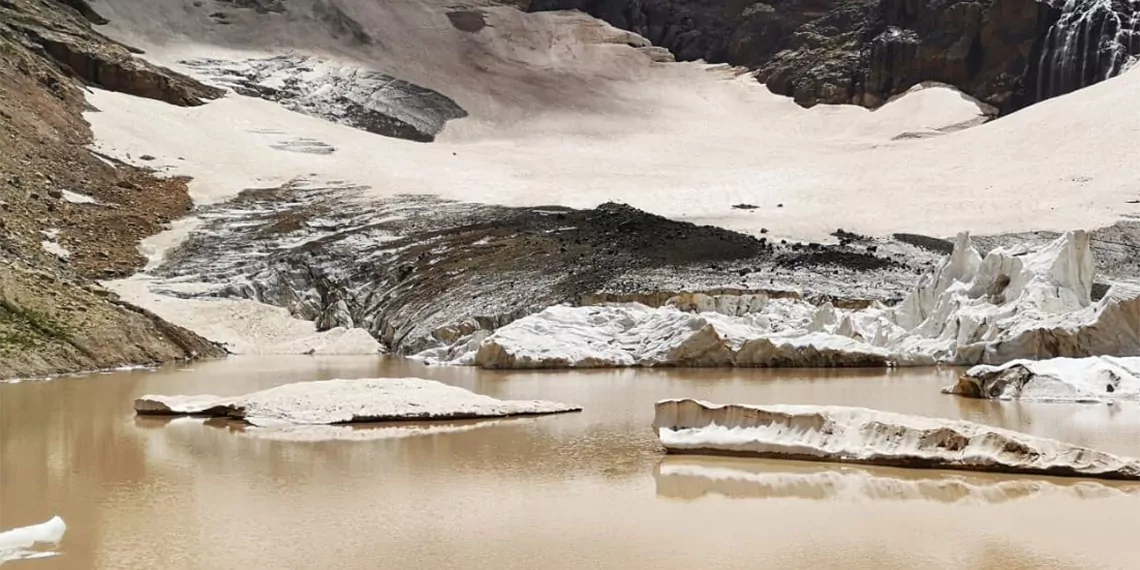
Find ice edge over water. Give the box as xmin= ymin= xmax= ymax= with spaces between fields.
xmin=438 ymin=231 xmax=1140 ymax=368
xmin=950 ymin=356 xmax=1140 ymax=402
xmin=652 ymin=399 xmax=1140 ymax=480
xmin=134 ymin=377 xmax=580 ymax=426
xmin=0 ymin=516 xmax=66 ymax=563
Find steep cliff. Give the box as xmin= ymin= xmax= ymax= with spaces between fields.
xmin=529 ymin=0 xmax=1140 ymax=111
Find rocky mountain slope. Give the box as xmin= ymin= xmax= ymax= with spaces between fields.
xmin=529 ymin=0 xmax=1140 ymax=111
xmin=0 ymin=0 xmax=225 ymax=378
xmin=2 ymin=0 xmax=1137 ymax=373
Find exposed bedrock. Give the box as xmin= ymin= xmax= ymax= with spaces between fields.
xmin=1 ymin=0 xmax=223 ymax=106
xmin=653 ymin=399 xmax=1140 ymax=480
xmin=528 ymin=0 xmax=1140 ymax=111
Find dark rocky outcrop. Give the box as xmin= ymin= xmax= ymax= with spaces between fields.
xmin=528 ymin=0 xmax=1139 ymax=112
xmin=2 ymin=0 xmax=224 ymax=106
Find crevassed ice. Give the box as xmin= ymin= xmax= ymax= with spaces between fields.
xmin=429 ymin=231 xmax=1140 ymax=368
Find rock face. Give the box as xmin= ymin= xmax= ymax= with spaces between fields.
xmin=438 ymin=231 xmax=1140 ymax=368
xmin=948 ymin=356 xmax=1140 ymax=402
xmin=134 ymin=377 xmax=581 ymax=425
xmin=529 ymin=0 xmax=1140 ymax=111
xmin=179 ymin=55 xmax=468 ymax=142
xmin=653 ymin=399 xmax=1140 ymax=480
xmin=2 ymin=0 xmax=224 ymax=106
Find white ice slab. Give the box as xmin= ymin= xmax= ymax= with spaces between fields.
xmin=949 ymin=356 xmax=1140 ymax=402
xmin=0 ymin=516 xmax=66 ymax=564
xmin=135 ymin=378 xmax=580 ymax=425
xmin=653 ymin=399 xmax=1140 ymax=480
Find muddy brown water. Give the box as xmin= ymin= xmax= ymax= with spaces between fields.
xmin=2 ymin=356 xmax=1139 ymax=569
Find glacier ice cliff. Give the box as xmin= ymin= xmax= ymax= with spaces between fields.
xmin=653 ymin=399 xmax=1140 ymax=480
xmin=441 ymin=230 xmax=1140 ymax=368
xmin=134 ymin=377 xmax=580 ymax=426
xmin=948 ymin=356 xmax=1140 ymax=402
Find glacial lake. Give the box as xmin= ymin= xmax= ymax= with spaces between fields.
xmin=2 ymin=356 xmax=1139 ymax=569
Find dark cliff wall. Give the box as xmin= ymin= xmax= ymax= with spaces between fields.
xmin=529 ymin=0 xmax=1139 ymax=112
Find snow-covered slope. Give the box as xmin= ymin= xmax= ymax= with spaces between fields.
xmin=135 ymin=377 xmax=580 ymax=425
xmin=949 ymin=356 xmax=1140 ymax=402
xmin=653 ymin=399 xmax=1140 ymax=480
xmin=84 ymin=0 xmax=1140 ymax=241
xmin=435 ymin=231 xmax=1140 ymax=368
xmin=654 ymin=458 xmax=1140 ymax=503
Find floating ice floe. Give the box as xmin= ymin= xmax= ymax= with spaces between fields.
xmin=653 ymin=399 xmax=1140 ymax=480
xmin=0 ymin=516 xmax=66 ymax=563
xmin=435 ymin=231 xmax=1140 ymax=368
xmin=654 ymin=457 xmax=1140 ymax=503
xmin=135 ymin=377 xmax=579 ymax=426
xmin=947 ymin=356 xmax=1140 ymax=403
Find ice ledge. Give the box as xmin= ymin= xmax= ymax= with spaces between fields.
xmin=135 ymin=378 xmax=580 ymax=425
xmin=653 ymin=399 xmax=1140 ymax=481
xmin=948 ymin=356 xmax=1140 ymax=403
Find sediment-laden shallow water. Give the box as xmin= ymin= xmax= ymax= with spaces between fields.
xmin=2 ymin=357 xmax=1139 ymax=569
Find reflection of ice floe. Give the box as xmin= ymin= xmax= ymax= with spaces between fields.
xmin=949 ymin=356 xmax=1140 ymax=403
xmin=138 ymin=415 xmax=515 ymax=442
xmin=654 ymin=399 xmax=1140 ymax=480
xmin=439 ymin=231 xmax=1140 ymax=368
xmin=135 ymin=377 xmax=580 ymax=426
xmin=229 ymin=419 xmax=513 ymax=442
xmin=0 ymin=516 xmax=66 ymax=564
xmin=654 ymin=458 xmax=1140 ymax=503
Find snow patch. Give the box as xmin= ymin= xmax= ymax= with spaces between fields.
xmin=0 ymin=516 xmax=66 ymax=563
xmin=437 ymin=231 xmax=1140 ymax=368
xmin=105 ymin=275 xmax=382 ymax=355
xmin=949 ymin=356 xmax=1140 ymax=402
xmin=135 ymin=377 xmax=580 ymax=425
xmin=61 ymin=190 xmax=98 ymax=204
xmin=40 ymin=229 xmax=70 ymax=260
xmin=653 ymin=399 xmax=1140 ymax=480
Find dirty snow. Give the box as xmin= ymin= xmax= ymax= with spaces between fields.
xmin=61 ymin=190 xmax=98 ymax=204
xmin=654 ymin=399 xmax=1140 ymax=480
xmin=107 ymin=276 xmax=381 ymax=355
